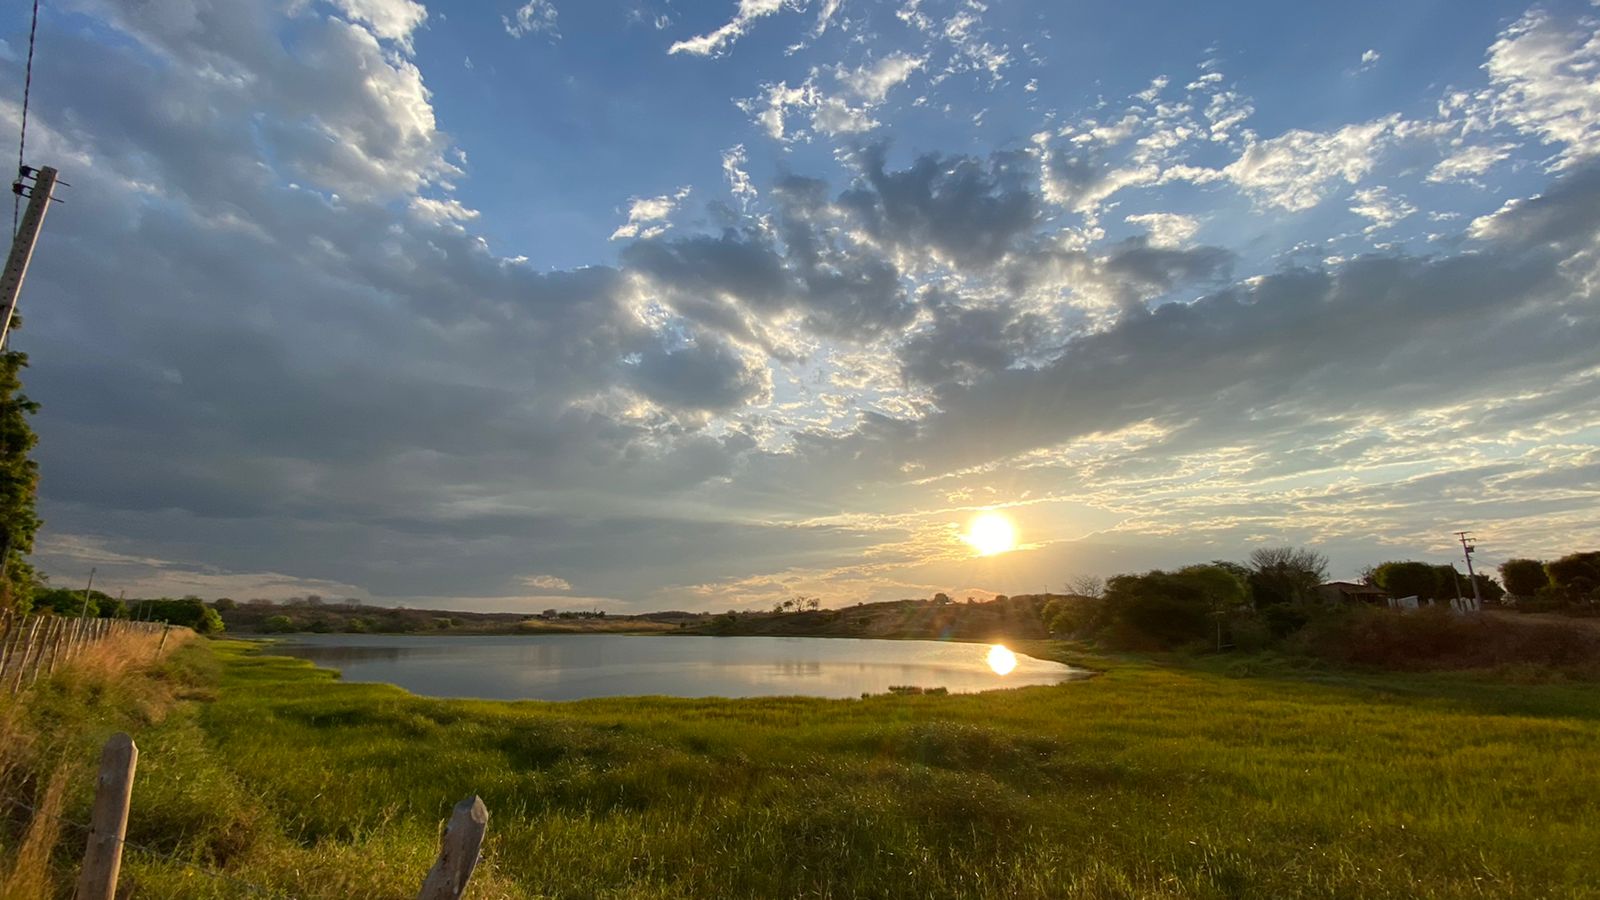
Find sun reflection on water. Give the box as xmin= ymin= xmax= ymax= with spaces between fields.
xmin=986 ymin=644 xmax=1017 ymax=675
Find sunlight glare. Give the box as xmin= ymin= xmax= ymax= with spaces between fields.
xmin=987 ymin=644 xmax=1018 ymax=676
xmin=963 ymin=511 xmax=1017 ymax=556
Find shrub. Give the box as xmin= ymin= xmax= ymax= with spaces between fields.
xmin=262 ymin=614 xmax=295 ymax=633
xmin=1290 ymin=605 xmax=1600 ymax=672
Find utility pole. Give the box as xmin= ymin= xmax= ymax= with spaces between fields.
xmin=1 ymin=165 xmax=60 ymax=351
xmin=1455 ymin=531 xmax=1483 ymax=610
xmin=79 ymin=566 xmax=97 ymax=618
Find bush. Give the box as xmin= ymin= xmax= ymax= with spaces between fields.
xmin=1290 ymin=605 xmax=1600 ymax=672
xmin=1228 ymin=613 xmax=1273 ymax=652
xmin=131 ymin=597 xmax=225 ymax=633
xmin=262 ymin=614 xmax=296 ymax=633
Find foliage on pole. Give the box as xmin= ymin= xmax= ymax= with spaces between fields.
xmin=0 ymin=323 xmax=41 ymax=614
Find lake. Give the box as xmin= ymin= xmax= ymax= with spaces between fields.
xmin=266 ymin=634 xmax=1087 ymax=701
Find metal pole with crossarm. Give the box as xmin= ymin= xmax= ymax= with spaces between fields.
xmin=0 ymin=165 xmax=59 ymax=351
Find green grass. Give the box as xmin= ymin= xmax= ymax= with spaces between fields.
xmin=12 ymin=639 xmax=1600 ymax=898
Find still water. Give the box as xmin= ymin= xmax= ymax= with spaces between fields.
xmin=267 ymin=634 xmax=1086 ymax=701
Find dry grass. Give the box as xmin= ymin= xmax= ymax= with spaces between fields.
xmin=0 ymin=625 xmax=199 ymax=898
xmin=1293 ymin=605 xmax=1600 ymax=674
xmin=0 ymin=764 xmax=67 ymax=900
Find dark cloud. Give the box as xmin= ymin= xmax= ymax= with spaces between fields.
xmin=839 ymin=144 xmax=1041 ymax=269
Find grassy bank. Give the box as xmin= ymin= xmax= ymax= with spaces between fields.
xmin=5 ymin=639 xmax=1599 ymax=898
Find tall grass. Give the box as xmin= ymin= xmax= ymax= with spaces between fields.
xmin=0 ymin=627 xmax=198 ymax=899
xmin=5 ymin=636 xmax=1600 ymax=897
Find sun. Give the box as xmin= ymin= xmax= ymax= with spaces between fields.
xmin=962 ymin=511 xmax=1017 ymax=556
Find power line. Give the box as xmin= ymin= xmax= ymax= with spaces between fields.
xmin=13 ymin=0 xmax=41 ymax=235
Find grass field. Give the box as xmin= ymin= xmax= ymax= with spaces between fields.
xmin=5 ymin=638 xmax=1599 ymax=898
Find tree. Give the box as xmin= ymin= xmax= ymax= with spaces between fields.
xmin=0 ymin=335 xmax=40 ymax=614
xmin=1246 ymin=546 xmax=1329 ymax=608
xmin=1371 ymin=561 xmax=1439 ymax=602
xmin=1500 ymin=558 xmax=1548 ymax=598
xmin=1064 ymin=575 xmax=1105 ymax=599
xmin=1099 ymin=565 xmax=1247 ymax=649
xmin=932 ymin=592 xmax=951 ymax=605
xmin=213 ymin=597 xmax=238 ymax=611
xmin=1545 ymin=552 xmax=1600 ymax=604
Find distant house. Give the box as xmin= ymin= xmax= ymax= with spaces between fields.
xmin=1317 ymin=582 xmax=1390 ymax=605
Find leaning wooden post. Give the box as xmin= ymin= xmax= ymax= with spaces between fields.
xmin=417 ymin=795 xmax=488 ymax=900
xmin=75 ymin=733 xmax=138 ymax=900
xmin=154 ymin=623 xmax=170 ymax=659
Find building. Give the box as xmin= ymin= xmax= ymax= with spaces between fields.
xmin=1317 ymin=581 xmax=1390 ymax=605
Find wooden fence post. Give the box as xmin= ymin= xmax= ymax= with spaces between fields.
xmin=417 ymin=795 xmax=488 ymax=900
xmin=155 ymin=623 xmax=170 ymax=659
xmin=75 ymin=732 xmax=138 ymax=900
xmin=9 ymin=617 xmax=40 ymax=692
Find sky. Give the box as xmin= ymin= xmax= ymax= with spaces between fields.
xmin=1 ymin=0 xmax=1598 ymax=612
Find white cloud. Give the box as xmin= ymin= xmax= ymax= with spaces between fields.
xmin=504 ymin=0 xmax=559 ymax=39
xmin=1224 ymin=115 xmax=1399 ymax=211
xmin=1355 ymin=48 xmax=1381 ymax=73
xmin=521 ymin=574 xmax=573 ymax=591
xmin=669 ymin=0 xmax=785 ymax=57
xmin=1428 ymin=143 xmax=1516 ymax=183
xmin=326 ymin=0 xmax=428 ymax=48
xmin=837 ymin=52 xmax=925 ymax=103
xmin=1124 ymin=212 xmax=1199 ymax=247
xmin=610 ymin=187 xmax=692 ymax=240
xmin=1348 ymin=186 xmax=1416 ymax=233
xmin=1483 ymin=9 xmax=1600 ymax=168
xmin=739 ymin=76 xmax=882 ymax=142
xmin=410 ymin=196 xmax=482 ymax=224
xmin=722 ymin=144 xmax=757 ymax=209
xmin=1135 ymin=75 xmax=1169 ymax=103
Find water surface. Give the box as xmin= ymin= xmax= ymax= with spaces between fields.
xmin=266 ymin=634 xmax=1086 ymax=701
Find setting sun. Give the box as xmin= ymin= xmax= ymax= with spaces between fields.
xmin=963 ymin=511 xmax=1017 ymax=556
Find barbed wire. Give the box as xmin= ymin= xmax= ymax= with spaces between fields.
xmin=0 ymin=793 xmax=296 ymax=898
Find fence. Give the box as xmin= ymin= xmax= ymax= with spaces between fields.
xmin=0 ymin=612 xmax=174 ymax=694
xmin=5 ymin=733 xmax=487 ymax=899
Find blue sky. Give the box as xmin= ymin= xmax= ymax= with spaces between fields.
xmin=2 ymin=0 xmax=1598 ymax=610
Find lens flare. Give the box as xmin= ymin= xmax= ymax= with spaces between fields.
xmin=963 ymin=511 xmax=1017 ymax=556
xmin=987 ymin=644 xmax=1017 ymax=675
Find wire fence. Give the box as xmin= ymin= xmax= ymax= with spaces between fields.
xmin=0 ymin=793 xmax=294 ymax=898
xmin=0 ymin=611 xmax=173 ymax=695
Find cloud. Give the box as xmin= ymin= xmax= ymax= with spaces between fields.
xmin=610 ymin=187 xmax=691 ymax=240
xmin=521 ymin=574 xmax=572 ymax=591
xmin=504 ymin=0 xmax=559 ymax=39
xmin=1223 ymin=116 xmax=1400 ymax=210
xmin=1348 ymin=185 xmax=1416 ymax=233
xmin=668 ymin=0 xmax=785 ymax=57
xmin=721 ymin=144 xmax=758 ymax=209
xmin=1123 ymin=212 xmax=1199 ymax=247
xmin=1428 ymin=143 xmax=1517 ymax=182
xmin=837 ymin=52 xmax=925 ymax=103
xmin=1482 ymin=8 xmax=1600 ymax=168
xmin=326 ymin=0 xmax=428 ymax=48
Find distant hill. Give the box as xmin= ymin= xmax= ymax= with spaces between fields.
xmin=681 ymin=595 xmax=1056 ymax=642
xmin=220 ymin=601 xmax=698 ymax=635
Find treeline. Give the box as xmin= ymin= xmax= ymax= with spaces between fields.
xmin=24 ymin=586 xmax=225 ymax=633
xmin=1042 ymin=546 xmax=1597 ymax=656
xmin=1499 ymin=552 xmax=1600 ymax=608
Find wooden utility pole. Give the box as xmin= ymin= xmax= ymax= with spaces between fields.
xmin=1455 ymin=531 xmax=1483 ymax=610
xmin=0 ymin=165 xmax=59 ymax=350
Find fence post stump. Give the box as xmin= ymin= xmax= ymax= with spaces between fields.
xmin=75 ymin=732 xmax=138 ymax=900
xmin=417 ymin=795 xmax=488 ymax=900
